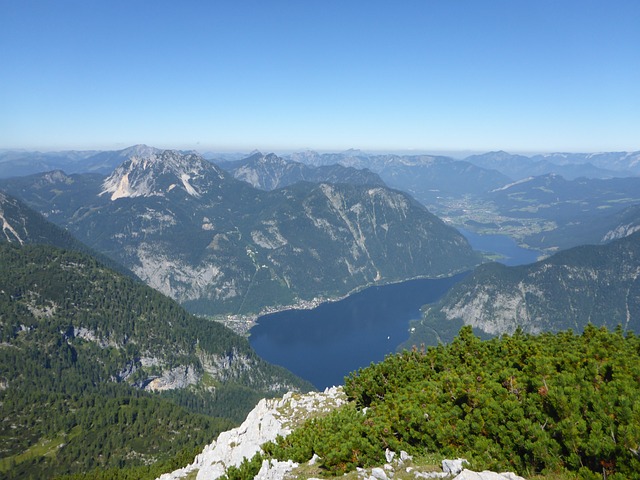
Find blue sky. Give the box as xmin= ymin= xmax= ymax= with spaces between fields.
xmin=1 ymin=1 xmax=639 ymax=154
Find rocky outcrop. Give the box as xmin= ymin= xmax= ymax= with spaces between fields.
xmin=235 ymin=457 xmax=526 ymax=480
xmin=453 ymin=471 xmax=525 ymax=480
xmin=145 ymin=365 xmax=200 ymax=391
xmin=254 ymin=459 xmax=299 ymax=480
xmin=158 ymin=387 xmax=347 ymax=480
xmin=602 ymin=222 xmax=640 ymax=242
xmin=158 ymin=387 xmax=527 ymax=480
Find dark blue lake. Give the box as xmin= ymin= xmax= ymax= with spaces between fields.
xmin=249 ymin=231 xmax=541 ymax=389
xmin=249 ymin=273 xmax=467 ymax=389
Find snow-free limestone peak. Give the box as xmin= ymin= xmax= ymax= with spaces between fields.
xmin=101 ymin=149 xmax=225 ymax=201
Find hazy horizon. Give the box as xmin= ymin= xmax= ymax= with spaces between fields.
xmin=2 ymin=1 xmax=639 ymax=153
xmin=3 ymin=143 xmax=637 ymax=161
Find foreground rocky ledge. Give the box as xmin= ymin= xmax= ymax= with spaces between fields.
xmin=158 ymin=387 xmax=526 ymax=480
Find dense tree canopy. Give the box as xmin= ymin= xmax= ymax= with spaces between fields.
xmin=0 ymin=243 xmax=311 ymax=479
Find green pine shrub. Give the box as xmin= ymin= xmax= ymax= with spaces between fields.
xmin=247 ymin=325 xmax=640 ymax=478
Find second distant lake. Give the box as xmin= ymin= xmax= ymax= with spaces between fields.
xmin=458 ymin=228 xmax=541 ymax=266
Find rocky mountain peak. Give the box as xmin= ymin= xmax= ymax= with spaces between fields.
xmin=100 ymin=149 xmax=223 ymax=201
xmin=119 ymin=144 xmax=161 ymax=157
xmin=40 ymin=169 xmax=72 ymax=184
xmin=260 ymin=152 xmax=285 ymax=163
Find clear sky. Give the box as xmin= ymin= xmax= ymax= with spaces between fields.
xmin=1 ymin=0 xmax=639 ymax=154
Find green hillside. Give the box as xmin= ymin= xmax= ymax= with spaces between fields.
xmin=0 ymin=243 xmax=312 ymax=479
xmin=0 ymin=190 xmax=134 ymax=277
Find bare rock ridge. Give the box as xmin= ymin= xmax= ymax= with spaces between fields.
xmin=158 ymin=387 xmax=348 ymax=480
xmin=158 ymin=388 xmax=526 ymax=480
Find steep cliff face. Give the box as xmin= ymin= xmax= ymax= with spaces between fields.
xmin=2 ymin=150 xmax=481 ymax=316
xmin=601 ymin=204 xmax=640 ymax=242
xmin=0 ymin=191 xmax=81 ymax=246
xmin=405 ymin=231 xmax=640 ymax=347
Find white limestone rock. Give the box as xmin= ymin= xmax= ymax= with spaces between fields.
xmin=442 ymin=458 xmax=469 ymax=475
xmin=194 ymin=397 xmax=285 ymax=479
xmin=400 ymin=450 xmax=412 ymax=462
xmin=254 ymin=459 xmax=299 ymax=480
xmin=453 ymin=470 xmax=527 ymax=480
xmin=413 ymin=473 xmax=448 ymax=479
xmin=385 ymin=448 xmax=396 ymax=463
xmin=371 ymin=467 xmax=389 ymax=480
xmin=413 ymin=472 xmax=448 ymax=479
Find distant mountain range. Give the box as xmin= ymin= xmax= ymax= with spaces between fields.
xmin=0 ymin=149 xmax=480 ymax=316
xmin=4 ymin=144 xmax=640 ymax=255
xmin=289 ymin=149 xmax=640 ymax=179
xmin=531 ymin=151 xmax=640 ymax=175
xmin=217 ymin=151 xmax=385 ymax=190
xmin=464 ymin=150 xmax=636 ymax=180
xmin=0 ymin=144 xmax=166 ymax=178
xmin=403 ymin=230 xmax=640 ymax=349
xmin=216 ymin=149 xmax=640 ymax=253
xmin=4 ymin=146 xmax=639 ymax=182
xmin=288 ymin=151 xmax=512 ymax=205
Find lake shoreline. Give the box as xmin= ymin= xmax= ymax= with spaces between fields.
xmin=208 ymin=267 xmax=477 ymax=336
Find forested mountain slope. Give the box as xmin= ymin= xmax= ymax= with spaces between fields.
xmin=403 ymin=231 xmax=640 ymax=348
xmin=0 ymin=243 xmax=312 ymax=479
xmin=0 ymin=190 xmax=136 ymax=277
xmin=0 ymin=191 xmax=82 ymax=246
